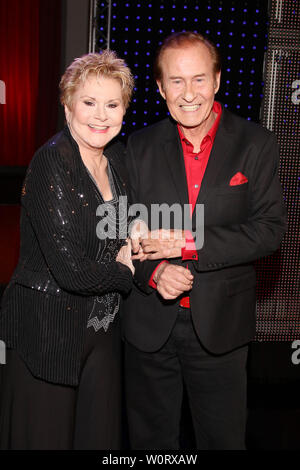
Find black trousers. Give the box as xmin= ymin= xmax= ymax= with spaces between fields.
xmin=0 ymin=319 xmax=121 ymax=450
xmin=125 ymin=307 xmax=248 ymax=450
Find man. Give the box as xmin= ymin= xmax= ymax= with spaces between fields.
xmin=123 ymin=32 xmax=286 ymax=450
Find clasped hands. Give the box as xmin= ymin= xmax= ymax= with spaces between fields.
xmin=129 ymin=220 xmax=193 ymax=300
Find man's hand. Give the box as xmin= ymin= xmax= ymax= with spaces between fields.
xmin=155 ymin=263 xmax=193 ymax=300
xmin=139 ymin=229 xmax=186 ymax=260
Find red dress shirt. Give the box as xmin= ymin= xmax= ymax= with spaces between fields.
xmin=149 ymin=101 xmax=222 ymax=289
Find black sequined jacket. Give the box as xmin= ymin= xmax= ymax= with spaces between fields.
xmin=0 ymin=126 xmax=133 ymax=386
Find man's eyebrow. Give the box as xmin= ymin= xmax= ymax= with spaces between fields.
xmin=168 ymin=73 xmax=207 ymax=79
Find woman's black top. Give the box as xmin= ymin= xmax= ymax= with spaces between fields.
xmin=0 ymin=126 xmax=133 ymax=386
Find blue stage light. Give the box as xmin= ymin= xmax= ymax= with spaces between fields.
xmin=105 ymin=0 xmax=268 ymax=134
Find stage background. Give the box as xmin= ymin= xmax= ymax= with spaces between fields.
xmin=0 ymin=0 xmax=299 ymax=449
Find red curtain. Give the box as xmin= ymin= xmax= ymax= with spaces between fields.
xmin=0 ymin=1 xmax=61 ymax=283
xmin=0 ymin=0 xmax=61 ymax=167
xmin=0 ymin=0 xmax=40 ymax=166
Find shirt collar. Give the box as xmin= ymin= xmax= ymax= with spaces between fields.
xmin=177 ymin=101 xmax=222 ymax=150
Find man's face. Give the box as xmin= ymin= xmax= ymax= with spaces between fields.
xmin=157 ymin=43 xmax=220 ymax=134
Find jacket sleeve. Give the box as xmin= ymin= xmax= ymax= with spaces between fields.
xmin=192 ymin=132 xmax=287 ymax=271
xmin=22 ymin=147 xmax=133 ymax=296
xmin=125 ymin=135 xmax=164 ymax=294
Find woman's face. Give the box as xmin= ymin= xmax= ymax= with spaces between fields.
xmin=65 ymin=75 xmax=125 ymax=159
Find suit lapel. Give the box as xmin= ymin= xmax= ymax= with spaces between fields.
xmin=163 ymin=122 xmax=189 ymax=206
xmin=196 ymin=108 xmax=235 ymax=206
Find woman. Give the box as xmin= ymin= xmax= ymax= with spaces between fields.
xmin=0 ymin=51 xmax=135 ymax=449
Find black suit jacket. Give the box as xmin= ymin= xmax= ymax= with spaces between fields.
xmin=123 ymin=106 xmax=286 ymax=354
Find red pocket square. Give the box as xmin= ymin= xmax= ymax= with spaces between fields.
xmin=229 ymin=172 xmax=248 ymax=186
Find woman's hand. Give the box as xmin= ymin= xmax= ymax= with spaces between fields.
xmin=129 ymin=219 xmax=149 ymax=254
xmin=116 ymin=239 xmax=135 ymax=275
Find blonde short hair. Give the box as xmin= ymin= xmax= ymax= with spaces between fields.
xmin=60 ymin=50 xmax=134 ymax=110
